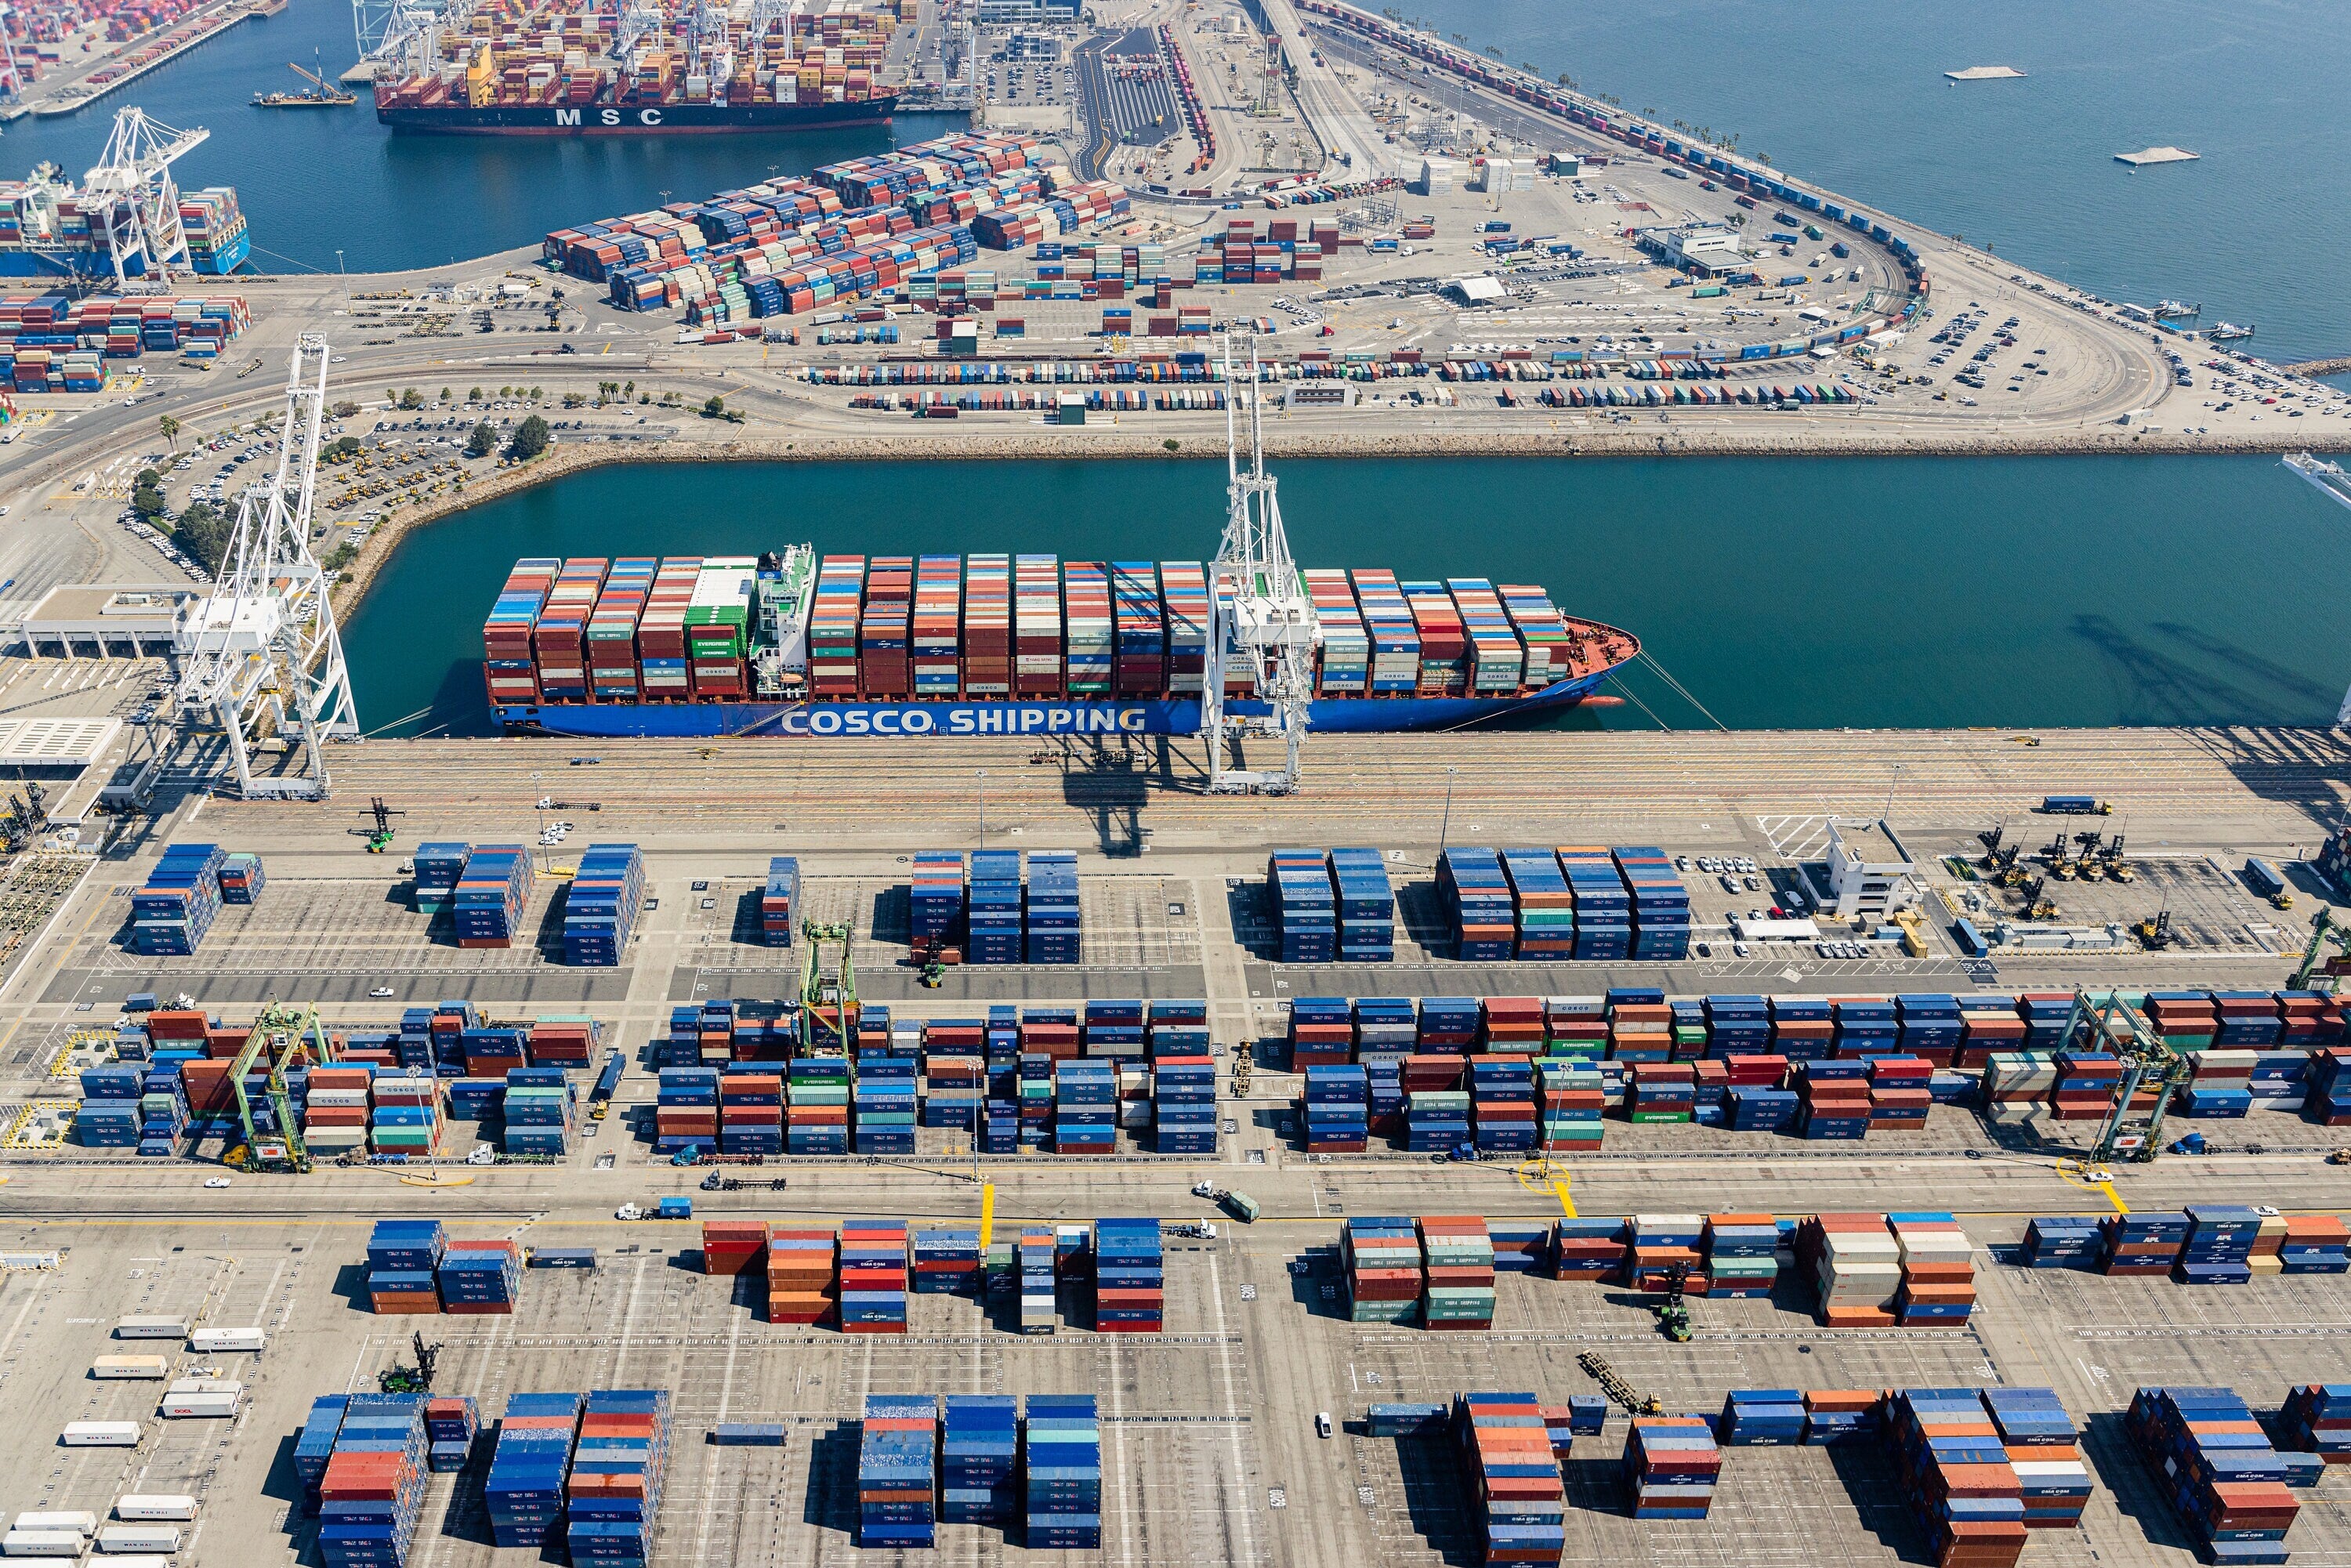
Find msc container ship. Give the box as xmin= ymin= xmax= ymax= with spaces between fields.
xmin=484 ymin=549 xmax=1639 ymax=738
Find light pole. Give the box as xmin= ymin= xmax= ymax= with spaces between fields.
xmin=1436 ymin=765 xmax=1459 ymax=856
xmin=1882 ymin=762 xmax=1904 ymax=822
xmin=335 ymin=249 xmax=350 ymax=313
xmin=530 ymin=770 xmax=545 ymax=851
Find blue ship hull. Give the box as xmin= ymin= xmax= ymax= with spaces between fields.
xmin=494 ymin=671 xmax=1616 ymax=739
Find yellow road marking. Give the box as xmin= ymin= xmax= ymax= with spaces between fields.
xmin=2094 ymin=1181 xmax=2128 ymax=1215
xmin=979 ymin=1181 xmax=995 ymax=1251
xmin=1552 ymin=1177 xmax=1576 ymax=1218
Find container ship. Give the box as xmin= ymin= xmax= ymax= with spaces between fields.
xmin=484 ymin=550 xmax=1639 ymax=738
xmin=370 ymin=0 xmax=899 ymax=133
xmin=0 ymin=165 xmax=248 ymax=277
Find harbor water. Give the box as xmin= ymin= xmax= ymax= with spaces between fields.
xmin=342 ymin=454 xmax=2351 ymax=737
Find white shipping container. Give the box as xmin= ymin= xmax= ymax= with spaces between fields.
xmin=112 ymin=1500 xmax=196 ymax=1524
xmin=1 ymin=1530 xmax=86 ymax=1558
xmin=0 ymin=1251 xmax=61 ymax=1271
xmin=187 ymin=1327 xmax=265 ymax=1354
xmin=113 ymin=1318 xmax=187 ymax=1341
xmin=9 ymin=1514 xmax=96 ymax=1537
xmin=158 ymin=1382 xmax=239 ymax=1418
xmin=94 ymin=1526 xmax=179 ymax=1554
xmin=92 ymin=1356 xmax=169 ymax=1380
xmin=62 ymin=1422 xmax=142 ymax=1447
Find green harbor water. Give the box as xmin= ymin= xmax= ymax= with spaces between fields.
xmin=342 ymin=453 xmax=2351 ymax=737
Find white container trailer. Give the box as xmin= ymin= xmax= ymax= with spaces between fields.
xmin=94 ymin=1526 xmax=179 ymax=1555
xmin=1 ymin=1530 xmax=86 ymax=1558
xmin=187 ymin=1327 xmax=265 ymax=1354
xmin=61 ymin=1422 xmax=142 ymax=1447
xmin=112 ymin=1318 xmax=187 ymax=1342
xmin=92 ymin=1356 xmax=170 ymax=1381
xmin=9 ymin=1515 xmax=96 ymax=1537
xmin=110 ymin=1500 xmax=195 ymax=1525
xmin=90 ymin=1560 xmax=171 ymax=1568
xmin=158 ymin=1382 xmax=240 ymax=1419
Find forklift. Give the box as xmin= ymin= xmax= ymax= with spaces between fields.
xmin=2133 ymin=904 xmax=2176 ymax=951
xmin=351 ymin=798 xmax=405 ymax=853
xmin=2044 ymin=831 xmax=2077 ymax=881
xmin=377 ymin=1331 xmax=441 ymax=1394
xmin=2020 ymin=876 xmax=2059 ymax=922
xmin=2101 ymin=835 xmax=2136 ymax=883
xmin=1650 ymin=1259 xmax=1694 ymax=1342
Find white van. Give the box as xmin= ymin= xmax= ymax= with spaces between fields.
xmin=113 ymin=1499 xmax=197 ymax=1524
xmin=62 ymin=1421 xmax=142 ymax=1447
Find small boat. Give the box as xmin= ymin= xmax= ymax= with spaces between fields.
xmin=2286 ymin=454 xmax=2351 ymax=515
xmin=2207 ymin=321 xmax=2255 ymax=341
xmin=255 ymin=54 xmax=356 ymax=107
xmin=2153 ymin=299 xmax=2200 ymax=320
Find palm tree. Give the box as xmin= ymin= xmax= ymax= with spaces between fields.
xmin=158 ymin=414 xmax=179 ymax=451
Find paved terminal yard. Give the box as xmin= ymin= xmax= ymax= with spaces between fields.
xmin=4 ymin=726 xmax=2351 ymax=1562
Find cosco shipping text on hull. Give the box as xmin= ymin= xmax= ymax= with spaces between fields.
xmin=495 ymin=682 xmax=1610 ymax=739
xmin=378 ymin=100 xmax=893 ymax=134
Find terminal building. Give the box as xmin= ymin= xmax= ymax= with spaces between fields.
xmin=1823 ymin=817 xmax=1922 ymax=918
xmin=975 ymin=0 xmax=1078 ymax=22
xmin=1639 ymin=224 xmax=1748 ymax=277
xmin=5 ymin=585 xmax=208 ymax=660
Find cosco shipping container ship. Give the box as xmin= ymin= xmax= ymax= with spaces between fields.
xmin=484 ymin=549 xmax=1639 ymax=738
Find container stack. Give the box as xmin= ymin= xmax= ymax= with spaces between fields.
xmin=1797 ymin=1212 xmax=1900 ymax=1327
xmin=2125 ymin=1386 xmax=2299 ymax=1567
xmin=853 ymin=1058 xmax=917 ymax=1157
xmin=563 ymin=846 xmax=647 ymax=966
xmin=454 ymin=846 xmax=531 ymax=948
xmin=2306 ymin=1050 xmax=2351 ymax=1124
xmin=217 ymin=852 xmax=266 ymax=904
xmin=315 ymin=1392 xmax=428 ymax=1568
xmin=1269 ymin=849 xmax=1338 ymax=962
xmin=1982 ymin=1389 xmax=2092 ymax=1531
xmin=1304 ymin=1063 xmax=1370 ymax=1151
xmin=788 ymin=1059 xmax=851 ymax=1154
xmin=942 ymin=1396 xmax=1020 ymax=1525
xmin=1628 ymin=1062 xmax=1697 ymax=1122
xmin=437 ymin=1239 xmax=522 ymax=1315
xmin=504 ymin=1067 xmax=577 ymax=1157
xmin=1018 ymin=1227 xmax=1058 ymax=1334
xmin=1053 ymin=1060 xmax=1117 ymax=1153
xmin=1406 ymin=1064 xmax=1469 ymax=1153
xmin=1624 ymin=1415 xmax=1721 ymax=1519
xmin=1343 ymin=1217 xmax=1423 ymax=1324
xmin=656 ymin=1066 xmax=719 ymax=1154
xmin=2280 ymin=1385 xmax=2351 ymax=1465
xmin=1151 ymin=1055 xmax=1216 ymax=1154
xmin=2098 ymin=1211 xmax=2188 ymax=1276
xmin=1623 ymin=1214 xmax=1704 ymax=1292
xmin=858 ymin=1395 xmax=939 ymax=1548
xmin=2178 ymin=1205 xmax=2260 ymax=1284
xmin=839 ymin=1220 xmax=910 ymax=1333
xmin=565 ymin=1390 xmax=672 ymax=1567
xmin=2280 ymin=1217 xmax=2351 ymax=1273
xmin=1501 ymin=848 xmax=1574 ymax=959
xmin=1092 ymin=1219 xmax=1163 ymax=1332
xmin=1330 ymin=846 xmax=1396 ymax=960
xmin=718 ymin=1068 xmax=784 ymax=1156
xmin=1453 ymin=1392 xmax=1566 ymax=1565
xmin=1889 ymin=1213 xmax=1976 ymax=1327
xmin=911 ymin=1228 xmax=981 ymax=1295
xmin=701 ymin=1220 xmax=768 ymax=1277
xmin=1469 ymin=1059 xmax=1538 ymax=1153
xmin=426 ymin=1396 xmax=479 ymax=1473
xmin=1418 ymin=1216 xmax=1497 ymax=1330
xmin=1718 ymin=1389 xmax=1807 ymax=1446
xmin=1024 ymin=850 xmax=1082 ymax=962
xmin=760 ymin=856 xmax=799 ymax=946
xmin=366 ymin=1220 xmax=446 ymax=1315
xmin=1023 ymin=1395 xmax=1103 ymax=1549
xmin=1560 ymin=847 xmax=1632 ymax=960
xmin=968 ymin=849 xmax=1023 ymax=965
xmin=910 ymin=851 xmax=966 ymax=951
xmin=1555 ymin=1218 xmax=1625 ymax=1280
xmin=1489 ymin=1219 xmax=1551 ymax=1276
xmin=2020 ymin=1215 xmax=2102 ymax=1269
xmin=132 ymin=843 xmax=226 ymax=955
xmin=1796 ymin=1062 xmax=1873 ymax=1140
xmin=1611 ymin=847 xmax=1692 ymax=960
xmin=1536 ymin=1061 xmax=1605 ymax=1152
xmin=486 ymin=1392 xmax=582 ymax=1550
xmin=1481 ymin=996 xmax=1545 ymax=1058
xmin=1885 ymin=1388 xmax=2027 ymax=1568
xmin=765 ymin=1226 xmax=838 ymax=1325
xmin=1289 ymin=996 xmax=1353 ymax=1068
xmin=1440 ymin=849 xmax=1516 ymax=960
xmin=371 ymin=1072 xmax=445 ymax=1158
xmin=1701 ymin=1213 xmax=1779 ymax=1298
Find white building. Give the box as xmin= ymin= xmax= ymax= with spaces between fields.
xmin=1664 ymin=225 xmax=1746 ymax=276
xmin=1823 ymin=818 xmax=1920 ymax=918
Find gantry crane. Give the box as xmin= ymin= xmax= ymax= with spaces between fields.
xmin=798 ymin=920 xmax=857 ymax=1055
xmin=225 ymin=1001 xmax=335 ymax=1172
xmin=175 ymin=337 xmax=360 ymax=801
xmin=2073 ymin=988 xmax=2190 ymax=1164
xmin=2290 ymin=908 xmax=2351 ymax=990
xmin=1202 ymin=337 xmax=1317 ymax=795
xmin=82 ymin=108 xmax=209 ymax=289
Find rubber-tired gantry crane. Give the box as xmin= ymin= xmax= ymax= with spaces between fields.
xmin=175 ymin=336 xmax=360 ymax=801
xmin=1202 ymin=337 xmax=1317 ymax=795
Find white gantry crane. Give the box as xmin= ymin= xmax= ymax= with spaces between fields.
xmin=82 ymin=107 xmax=208 ymax=290
xmin=176 ymin=336 xmax=360 ymax=801
xmin=1202 ymin=337 xmax=1317 ymax=795
xmin=0 ymin=6 xmax=25 ymax=100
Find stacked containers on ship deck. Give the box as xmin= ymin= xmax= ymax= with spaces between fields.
xmin=1625 ymin=1416 xmax=1721 ymax=1519
xmin=1454 ymin=1392 xmax=1566 ymax=1565
xmin=686 ymin=557 xmax=756 ymax=700
xmin=1161 ymin=562 xmax=1209 ymax=693
xmin=1502 ymin=849 xmax=1574 ymax=959
xmin=531 ymin=558 xmax=607 ymax=703
xmin=1343 ymin=1217 xmax=1422 ymax=1324
xmin=586 ymin=557 xmax=656 ymax=701
xmin=859 ymin=556 xmax=913 ymax=698
xmin=1092 ymin=1218 xmax=1163 ymax=1331
xmin=1441 ymin=848 xmax=1515 ymax=960
xmin=859 ymin=1395 xmax=938 ymax=1548
xmin=1270 ymin=849 xmax=1337 ymax=962
xmin=963 ymin=554 xmax=1012 ymax=696
xmin=1027 ymin=850 xmax=1081 ymax=963
xmin=760 ymin=856 xmax=799 ymax=946
xmin=1611 ymin=847 xmax=1691 ymax=960
xmin=1499 ymin=585 xmax=1571 ymax=690
xmin=563 ymin=845 xmax=645 ymax=966
xmin=1063 ymin=563 xmax=1113 ymax=697
xmin=1350 ymin=569 xmax=1421 ymax=696
xmin=1885 ymin=1388 xmax=2027 ymax=1568
xmin=765 ymin=1226 xmax=839 ymax=1325
xmin=1015 ymin=554 xmax=1063 ymax=697
xmin=452 ymin=846 xmax=529 ymax=948
xmin=839 ymin=1219 xmax=910 ymax=1333
xmin=1401 ymin=581 xmax=1468 ymax=694
xmin=480 ymin=559 xmax=557 ymax=708
xmin=913 ymin=555 xmax=963 ymax=698
xmin=1448 ymin=578 xmax=1526 ymax=695
xmin=1983 ymin=1389 xmax=2092 ymax=1531
xmin=566 ymin=1389 xmax=671 ymax=1568
xmin=1023 ymin=1396 xmax=1102 ymax=1549
xmin=1558 ymin=848 xmax=1630 ymax=960
xmin=808 ymin=556 xmax=864 ymax=700
xmin=2126 ymin=1387 xmax=2299 ymax=1566
xmin=1418 ymin=1216 xmax=1496 ymax=1328
xmin=487 ymin=1392 xmax=581 ymax=1550
xmin=1110 ymin=561 xmax=1165 ymax=696
xmin=943 ymin=1396 xmax=1019 ymax=1524
xmin=315 ymin=1392 xmax=428 ymax=1568
xmin=1306 ymin=569 xmax=1369 ymax=696
xmin=968 ymin=849 xmax=1023 ymax=965
xmin=366 ymin=1220 xmax=445 ymax=1314
xmin=1330 ymin=846 xmax=1395 ymax=960
xmin=132 ymin=842 xmax=226 ymax=955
